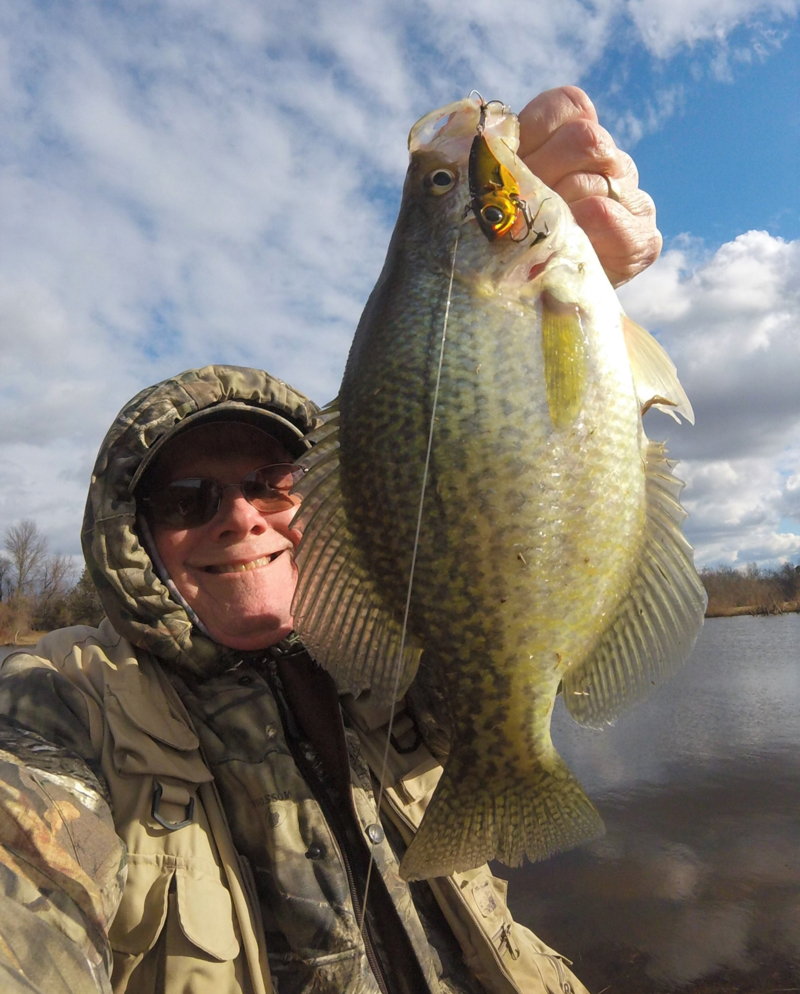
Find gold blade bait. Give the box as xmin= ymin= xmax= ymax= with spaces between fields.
xmin=468 ymin=131 xmax=522 ymax=240
xmin=467 ymin=129 xmax=546 ymax=244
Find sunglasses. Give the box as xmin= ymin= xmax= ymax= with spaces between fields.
xmin=140 ymin=463 xmax=306 ymax=530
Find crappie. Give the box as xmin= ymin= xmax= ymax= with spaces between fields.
xmin=292 ymin=95 xmax=706 ymax=881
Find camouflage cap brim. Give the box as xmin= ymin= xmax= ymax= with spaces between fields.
xmin=128 ymin=402 xmax=311 ymax=495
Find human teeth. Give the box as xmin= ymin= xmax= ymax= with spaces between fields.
xmin=209 ymin=553 xmax=279 ymax=574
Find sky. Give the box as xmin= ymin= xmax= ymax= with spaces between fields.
xmin=1 ymin=0 xmax=799 ymax=572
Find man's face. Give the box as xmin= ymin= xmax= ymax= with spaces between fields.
xmin=147 ymin=423 xmax=301 ymax=650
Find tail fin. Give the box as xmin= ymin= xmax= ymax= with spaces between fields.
xmin=399 ymin=753 xmax=604 ymax=881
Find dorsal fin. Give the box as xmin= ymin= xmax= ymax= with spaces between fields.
xmin=291 ymin=401 xmax=422 ymax=706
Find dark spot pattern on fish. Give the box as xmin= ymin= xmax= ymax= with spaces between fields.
xmin=294 ymin=95 xmax=703 ymax=879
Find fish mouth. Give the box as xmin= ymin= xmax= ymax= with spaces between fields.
xmin=409 ymin=95 xmax=516 ymax=156
xmin=407 ymin=96 xmax=563 ymax=284
xmin=202 ymin=550 xmax=287 ymax=575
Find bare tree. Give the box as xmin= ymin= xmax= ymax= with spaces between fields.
xmin=4 ymin=519 xmax=48 ymax=597
xmin=37 ymin=553 xmax=78 ymax=619
xmin=0 ymin=555 xmax=11 ymax=601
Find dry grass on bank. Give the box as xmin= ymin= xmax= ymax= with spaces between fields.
xmin=701 ymin=563 xmax=800 ymax=619
xmin=706 ymin=600 xmax=800 ymax=618
xmin=0 ymin=631 xmax=46 ymax=648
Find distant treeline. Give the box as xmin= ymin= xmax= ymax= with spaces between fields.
xmin=0 ymin=519 xmax=103 ymax=643
xmin=4 ymin=518 xmax=800 ymax=642
xmin=700 ymin=563 xmax=800 ymax=617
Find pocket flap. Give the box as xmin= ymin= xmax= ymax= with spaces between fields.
xmin=109 ymin=855 xmax=172 ymax=954
xmin=105 ymin=692 xmax=213 ymax=782
xmin=175 ymin=866 xmax=240 ymax=961
xmin=110 ymin=687 xmax=199 ymax=751
xmin=102 ymin=650 xmax=200 ymax=752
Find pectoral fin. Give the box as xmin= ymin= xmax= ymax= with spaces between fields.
xmin=622 ymin=315 xmax=694 ymax=424
xmin=541 ymin=291 xmax=587 ymax=430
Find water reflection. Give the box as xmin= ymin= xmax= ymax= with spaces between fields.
xmin=499 ymin=615 xmax=800 ymax=991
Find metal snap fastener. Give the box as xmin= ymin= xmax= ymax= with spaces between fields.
xmin=305 ymin=843 xmax=324 ymax=860
xmin=238 ymin=674 xmax=253 ymax=686
xmin=366 ymin=823 xmax=385 ymax=845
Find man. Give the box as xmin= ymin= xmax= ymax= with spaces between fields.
xmin=0 ymin=87 xmax=661 ymax=994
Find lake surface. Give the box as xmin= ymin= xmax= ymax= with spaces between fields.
xmin=498 ymin=613 xmax=800 ymax=992
xmin=4 ymin=619 xmax=799 ymax=990
xmin=0 ymin=645 xmax=29 ymax=663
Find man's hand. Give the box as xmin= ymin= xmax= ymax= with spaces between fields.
xmin=517 ymin=86 xmax=661 ymax=287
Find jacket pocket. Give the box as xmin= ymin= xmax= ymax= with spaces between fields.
xmin=174 ymin=862 xmax=240 ymax=960
xmin=110 ymin=853 xmax=240 ymax=962
xmin=109 ymin=854 xmax=169 ymax=956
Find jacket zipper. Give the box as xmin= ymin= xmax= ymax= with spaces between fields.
xmin=314 ymin=779 xmax=390 ymax=994
xmin=265 ymin=662 xmax=391 ymax=994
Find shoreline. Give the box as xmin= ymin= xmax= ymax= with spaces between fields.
xmin=705 ymin=601 xmax=800 ymax=619
xmin=0 ymin=632 xmax=45 ymax=649
xmin=4 ymin=606 xmax=800 ymax=648
xmin=6 ymin=604 xmax=800 ymax=646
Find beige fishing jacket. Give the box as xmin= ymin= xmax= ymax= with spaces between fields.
xmin=0 ymin=365 xmax=590 ymax=994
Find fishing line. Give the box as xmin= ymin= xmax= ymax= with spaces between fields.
xmin=359 ymin=227 xmax=461 ymax=932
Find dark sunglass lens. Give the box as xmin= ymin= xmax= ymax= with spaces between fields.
xmin=150 ymin=479 xmax=220 ymax=528
xmin=243 ymin=464 xmax=302 ymax=512
xmin=261 ymin=464 xmax=304 ymax=490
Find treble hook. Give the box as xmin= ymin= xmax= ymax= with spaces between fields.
xmin=510 ymin=197 xmax=551 ymax=245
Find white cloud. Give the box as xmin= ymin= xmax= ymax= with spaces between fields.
xmin=606 ymin=84 xmax=688 ymax=147
xmin=0 ymin=0 xmax=798 ymax=566
xmin=626 ymin=0 xmax=799 ymax=58
xmin=619 ymin=230 xmax=800 ymax=566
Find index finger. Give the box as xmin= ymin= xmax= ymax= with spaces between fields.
xmin=517 ymin=86 xmax=599 ymax=160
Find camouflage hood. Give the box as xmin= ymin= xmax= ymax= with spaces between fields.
xmin=81 ymin=365 xmax=320 ymax=679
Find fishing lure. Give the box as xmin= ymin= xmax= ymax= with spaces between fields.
xmin=468 ymin=102 xmax=546 ymax=244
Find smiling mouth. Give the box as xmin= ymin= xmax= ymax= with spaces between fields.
xmin=203 ymin=551 xmax=286 ymax=575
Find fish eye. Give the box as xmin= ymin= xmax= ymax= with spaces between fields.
xmin=425 ymin=168 xmax=456 ymax=195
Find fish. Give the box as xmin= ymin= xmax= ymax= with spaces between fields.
xmin=291 ymin=95 xmax=706 ymax=881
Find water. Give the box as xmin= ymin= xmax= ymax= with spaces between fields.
xmin=0 ymin=645 xmax=26 ymax=663
xmin=498 ymin=614 xmax=800 ymax=992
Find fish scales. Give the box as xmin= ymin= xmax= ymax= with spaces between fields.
xmin=292 ymin=95 xmax=706 ymax=879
